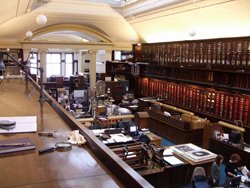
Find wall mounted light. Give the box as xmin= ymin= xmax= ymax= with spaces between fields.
xmin=130 ymin=36 xmax=135 ymax=42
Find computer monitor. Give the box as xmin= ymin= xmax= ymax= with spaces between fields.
xmin=129 ymin=125 xmax=138 ymax=135
xmin=229 ymin=130 xmax=241 ymax=143
xmin=230 ymin=176 xmax=241 ymax=188
xmin=122 ymin=121 xmax=130 ymax=132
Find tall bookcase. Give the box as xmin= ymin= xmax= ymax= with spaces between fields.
xmin=133 ymin=37 xmax=250 ymax=71
xmin=132 ymin=36 xmax=250 ymax=134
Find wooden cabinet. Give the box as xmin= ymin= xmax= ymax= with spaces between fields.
xmin=134 ymin=111 xmax=149 ymax=129
xmin=69 ymin=75 xmax=89 ymax=90
xmin=148 ymin=116 xmax=203 ymax=146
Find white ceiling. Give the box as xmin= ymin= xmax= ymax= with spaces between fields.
xmin=0 ymin=0 xmax=250 ymax=50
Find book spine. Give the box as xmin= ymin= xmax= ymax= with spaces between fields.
xmin=243 ymin=98 xmax=249 ymax=125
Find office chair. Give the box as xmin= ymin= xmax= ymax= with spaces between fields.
xmin=139 ymin=134 xmax=150 ymax=146
xmin=230 ymin=176 xmax=241 ymax=188
xmin=191 ymin=167 xmax=210 ymax=188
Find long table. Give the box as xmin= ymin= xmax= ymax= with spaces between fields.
xmin=0 ymin=78 xmax=152 ymax=188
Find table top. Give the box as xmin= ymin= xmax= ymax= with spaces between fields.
xmin=0 ymin=79 xmax=152 ymax=188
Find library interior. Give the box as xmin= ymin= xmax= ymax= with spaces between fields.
xmin=1 ymin=0 xmax=250 ymax=187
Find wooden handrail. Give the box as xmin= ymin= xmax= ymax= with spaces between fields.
xmin=107 ymin=115 xmax=134 ymax=120
xmin=218 ymin=121 xmax=246 ymax=132
xmin=149 ymin=100 xmax=194 ymax=116
xmin=77 ymin=118 xmax=95 ymax=123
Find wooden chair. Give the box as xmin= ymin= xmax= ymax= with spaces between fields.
xmin=149 ymin=143 xmax=165 ymax=166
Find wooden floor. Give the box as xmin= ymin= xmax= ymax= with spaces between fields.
xmin=0 ymin=79 xmax=142 ymax=188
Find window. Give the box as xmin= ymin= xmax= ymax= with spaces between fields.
xmin=46 ymin=53 xmax=61 ymax=77
xmin=65 ymin=53 xmax=73 ymax=77
xmin=29 ymin=53 xmax=38 ymax=75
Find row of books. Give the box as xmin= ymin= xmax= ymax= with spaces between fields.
xmin=138 ymin=78 xmax=250 ymax=126
xmin=140 ymin=65 xmax=250 ymax=90
xmin=135 ymin=37 xmax=250 ymax=68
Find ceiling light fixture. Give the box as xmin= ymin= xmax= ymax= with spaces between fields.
xmin=36 ymin=0 xmax=47 ymax=25
xmin=36 ymin=14 xmax=47 ymax=25
xmin=130 ymin=36 xmax=134 ymax=42
xmin=26 ymin=19 xmax=33 ymax=38
xmin=26 ymin=31 xmax=33 ymax=38
xmin=189 ymin=28 xmax=196 ymax=36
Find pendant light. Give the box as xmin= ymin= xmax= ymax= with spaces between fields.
xmin=26 ymin=18 xmax=33 ymax=38
xmin=189 ymin=28 xmax=196 ymax=37
xmin=26 ymin=31 xmax=33 ymax=38
xmin=36 ymin=14 xmax=47 ymax=25
xmin=36 ymin=0 xmax=47 ymax=25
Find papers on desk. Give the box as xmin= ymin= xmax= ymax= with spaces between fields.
xmin=163 ymin=156 xmax=185 ymax=166
xmin=100 ymin=133 xmax=133 ymax=143
xmin=171 ymin=143 xmax=216 ymax=163
xmin=242 ymin=166 xmax=249 ymax=177
xmin=0 ymin=116 xmax=37 ymax=133
xmin=162 ymin=148 xmax=184 ymax=166
xmin=163 ymin=148 xmax=173 ymax=156
xmin=111 ymin=134 xmax=133 ymax=143
xmin=90 ymin=129 xmax=105 ymax=136
xmin=244 ymin=147 xmax=250 ymax=153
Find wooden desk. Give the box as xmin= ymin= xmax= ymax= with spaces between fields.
xmin=146 ymin=133 xmax=162 ymax=147
xmin=176 ymin=152 xmax=214 ymax=184
xmin=0 ymin=79 xmax=153 ymax=188
xmin=137 ymin=143 xmax=214 ymax=188
xmin=209 ymin=137 xmax=250 ymax=169
xmin=138 ymin=157 xmax=189 ymax=188
xmin=148 ymin=116 xmax=203 ymax=146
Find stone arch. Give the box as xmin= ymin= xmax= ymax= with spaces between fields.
xmin=20 ymin=23 xmax=115 ymax=43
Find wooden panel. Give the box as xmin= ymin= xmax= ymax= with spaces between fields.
xmin=148 ymin=117 xmax=203 ymax=146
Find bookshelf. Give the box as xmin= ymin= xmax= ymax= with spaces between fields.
xmin=137 ymin=77 xmax=250 ymax=127
xmin=133 ymin=36 xmax=250 ymax=71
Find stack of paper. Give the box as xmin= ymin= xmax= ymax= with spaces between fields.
xmin=0 ymin=116 xmax=37 ymax=133
xmin=163 ymin=148 xmax=173 ymax=156
xmin=111 ymin=134 xmax=133 ymax=143
xmin=163 ymin=156 xmax=184 ymax=166
xmin=242 ymin=166 xmax=249 ymax=177
xmin=183 ymin=149 xmax=217 ymax=162
xmin=171 ymin=143 xmax=216 ymax=163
